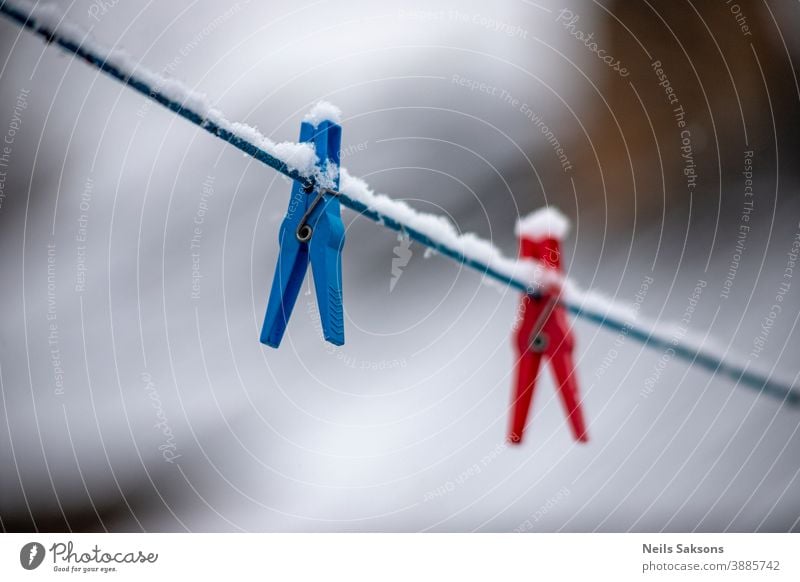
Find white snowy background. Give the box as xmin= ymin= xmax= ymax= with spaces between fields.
xmin=0 ymin=0 xmax=799 ymax=532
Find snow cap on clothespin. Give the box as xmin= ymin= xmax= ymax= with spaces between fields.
xmin=515 ymin=207 xmax=570 ymax=269
xmin=303 ymin=101 xmax=342 ymax=126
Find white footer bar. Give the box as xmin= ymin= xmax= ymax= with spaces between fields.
xmin=1 ymin=533 xmax=797 ymax=581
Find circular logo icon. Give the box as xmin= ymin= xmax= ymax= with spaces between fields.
xmin=20 ymin=542 xmax=45 ymax=570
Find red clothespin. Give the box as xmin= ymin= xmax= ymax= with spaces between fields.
xmin=508 ymin=208 xmax=588 ymax=444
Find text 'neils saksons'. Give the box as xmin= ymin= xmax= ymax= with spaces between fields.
xmin=643 ymin=544 xmax=724 ymax=554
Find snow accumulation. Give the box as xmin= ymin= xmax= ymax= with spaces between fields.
xmin=339 ymin=168 xmax=557 ymax=290
xmin=515 ymin=206 xmax=571 ymax=240
xmin=303 ymin=101 xmax=342 ymax=126
xmin=342 ymin=173 xmax=771 ymax=390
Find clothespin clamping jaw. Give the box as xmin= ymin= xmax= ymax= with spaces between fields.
xmin=508 ymin=208 xmax=588 ymax=444
xmin=261 ymin=118 xmax=345 ymax=348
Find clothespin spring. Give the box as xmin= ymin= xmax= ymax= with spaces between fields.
xmin=296 ymin=187 xmax=340 ymax=242
xmin=528 ymin=293 xmax=558 ymax=353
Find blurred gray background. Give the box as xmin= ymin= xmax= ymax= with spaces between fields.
xmin=0 ymin=0 xmax=799 ymax=532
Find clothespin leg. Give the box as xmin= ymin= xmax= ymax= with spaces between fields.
xmin=550 ymin=348 xmax=589 ymax=442
xmin=260 ymin=220 xmax=309 ymax=348
xmin=509 ymin=352 xmax=543 ymax=444
xmin=260 ymin=122 xmax=319 ymax=349
xmin=308 ymin=200 xmax=345 ymax=346
xmin=307 ymin=120 xmax=345 ymax=346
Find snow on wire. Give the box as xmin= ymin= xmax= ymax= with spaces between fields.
xmin=2 ymin=0 xmax=797 ymax=406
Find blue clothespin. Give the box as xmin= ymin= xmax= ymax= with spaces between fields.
xmin=261 ymin=119 xmax=345 ymax=348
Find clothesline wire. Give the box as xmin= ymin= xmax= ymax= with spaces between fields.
xmin=2 ymin=1 xmax=797 ymax=406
